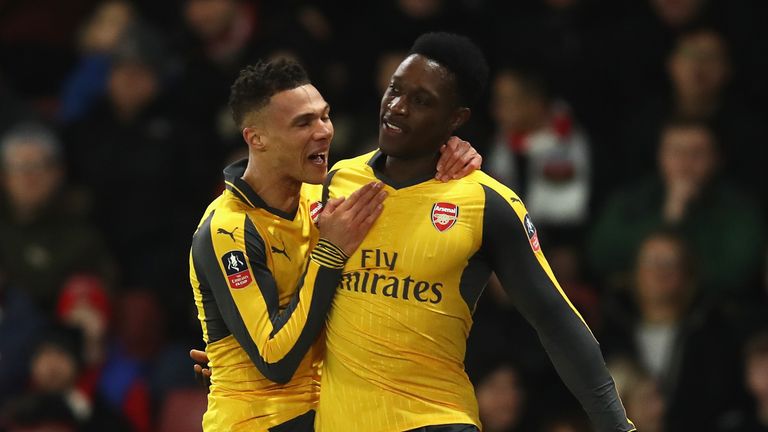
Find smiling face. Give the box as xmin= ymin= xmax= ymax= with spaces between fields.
xmin=248 ymin=84 xmax=333 ymax=185
xmin=379 ymin=54 xmax=468 ymax=159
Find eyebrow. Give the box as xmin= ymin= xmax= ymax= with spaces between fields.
xmin=391 ymin=76 xmax=439 ymax=100
xmin=289 ymin=103 xmax=330 ymax=126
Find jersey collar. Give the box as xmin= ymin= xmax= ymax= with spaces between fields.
xmin=223 ymin=159 xmax=298 ymax=220
xmin=367 ymin=150 xmax=436 ymax=190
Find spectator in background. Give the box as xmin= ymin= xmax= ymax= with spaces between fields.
xmin=487 ymin=69 xmax=590 ymax=236
xmin=0 ymin=0 xmax=95 ymax=105
xmin=589 ymin=118 xmax=764 ymax=299
xmin=64 ymin=24 xmax=200 ymax=317
xmin=599 ymin=231 xmax=743 ymax=430
xmin=0 ymin=326 xmax=85 ymax=432
xmin=719 ymin=331 xmax=768 ymax=432
xmin=620 ymin=27 xmax=767 ymax=194
xmin=0 ymin=268 xmax=47 ymax=408
xmin=474 ymin=361 xmax=533 ymax=432
xmin=173 ymin=0 xmax=262 ymax=162
xmin=609 ymin=0 xmax=713 ymax=105
xmin=58 ymin=0 xmax=136 ymax=124
xmin=623 ymin=374 xmax=666 ymax=432
xmin=56 ymin=275 xmax=112 ymax=391
xmin=0 ymin=123 xmax=114 ymax=313
xmin=610 ymin=358 xmax=667 ymax=432
xmin=0 ymin=325 xmax=130 ymax=432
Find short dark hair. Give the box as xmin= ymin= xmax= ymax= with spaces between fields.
xmin=228 ymin=59 xmax=310 ymax=127
xmin=408 ymin=32 xmax=489 ymax=107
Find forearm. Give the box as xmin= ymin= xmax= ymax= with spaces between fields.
xmin=537 ymin=315 xmax=635 ymax=431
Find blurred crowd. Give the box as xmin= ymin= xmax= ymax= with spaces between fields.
xmin=0 ymin=0 xmax=767 ymax=431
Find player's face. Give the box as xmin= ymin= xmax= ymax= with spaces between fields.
xmin=379 ymin=54 xmax=464 ymax=159
xmin=261 ymin=84 xmax=333 ymax=185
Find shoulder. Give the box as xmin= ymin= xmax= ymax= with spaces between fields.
xmin=444 ymin=171 xmax=531 ymax=225
xmin=459 ymin=170 xmax=524 ymax=207
xmin=194 ymin=192 xmax=252 ymax=241
xmin=329 ymin=150 xmax=378 ymax=172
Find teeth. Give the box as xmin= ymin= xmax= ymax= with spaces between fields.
xmin=309 ymin=152 xmax=326 ymax=163
xmin=384 ymin=121 xmax=402 ymax=132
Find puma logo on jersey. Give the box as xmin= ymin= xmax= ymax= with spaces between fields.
xmin=271 ymin=238 xmax=291 ymax=261
xmin=217 ymin=227 xmax=238 ymax=241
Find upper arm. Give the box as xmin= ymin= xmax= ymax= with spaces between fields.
xmin=191 ymin=211 xmax=278 ymax=365
xmin=191 ymin=209 xmax=345 ymax=384
xmin=479 ymin=185 xmax=589 ymax=336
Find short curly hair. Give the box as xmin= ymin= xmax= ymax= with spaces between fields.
xmin=408 ymin=32 xmax=489 ymax=107
xmin=228 ymin=59 xmax=310 ymax=127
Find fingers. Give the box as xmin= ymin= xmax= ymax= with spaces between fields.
xmin=323 ymin=196 xmax=345 ymax=215
xmin=436 ymin=137 xmax=473 ymax=181
xmin=349 ymin=189 xmax=387 ymax=226
xmin=341 ymin=182 xmax=383 ymax=214
xmin=436 ymin=137 xmax=462 ymax=179
xmin=190 ymin=349 xmax=209 ymax=363
xmin=451 ymin=149 xmax=481 ymax=179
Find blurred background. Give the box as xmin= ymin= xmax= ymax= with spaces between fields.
xmin=0 ymin=0 xmax=767 ymax=431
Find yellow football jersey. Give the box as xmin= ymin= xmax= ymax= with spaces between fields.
xmin=190 ymin=159 xmax=344 ymax=431
xmin=316 ymin=151 xmax=634 ymax=432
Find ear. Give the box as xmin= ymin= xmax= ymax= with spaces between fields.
xmin=450 ymin=107 xmax=471 ymax=131
xmin=242 ymin=126 xmax=267 ymax=151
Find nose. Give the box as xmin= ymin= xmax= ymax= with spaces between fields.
xmin=313 ymin=118 xmax=333 ymax=140
xmin=388 ymin=95 xmax=407 ymax=116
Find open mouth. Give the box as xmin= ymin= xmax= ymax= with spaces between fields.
xmin=382 ymin=119 xmax=404 ymax=134
xmin=308 ymin=152 xmax=327 ymax=165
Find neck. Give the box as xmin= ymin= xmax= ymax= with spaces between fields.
xmin=12 ymin=203 xmax=40 ymax=223
xmin=639 ymin=299 xmax=683 ymax=325
xmin=675 ymin=92 xmax=719 ymax=118
xmin=241 ymin=157 xmax=301 ymax=213
xmin=381 ymin=151 xmax=439 ymax=183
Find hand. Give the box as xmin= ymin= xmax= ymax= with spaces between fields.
xmin=663 ymin=178 xmax=699 ymax=223
xmin=190 ymin=349 xmax=211 ymax=389
xmin=435 ymin=136 xmax=482 ymax=182
xmin=317 ymin=182 xmax=387 ymax=255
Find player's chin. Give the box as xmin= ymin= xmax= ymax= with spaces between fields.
xmin=302 ymin=164 xmax=328 ymax=184
xmin=379 ymin=134 xmax=407 ymax=157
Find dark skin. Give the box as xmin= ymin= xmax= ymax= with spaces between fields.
xmin=191 ymin=55 xmax=477 ymax=386
xmin=378 ymin=54 xmax=471 ymax=182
